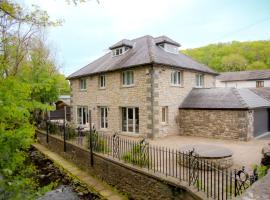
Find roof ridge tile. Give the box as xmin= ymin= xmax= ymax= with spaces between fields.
xmin=231 ymin=88 xmax=249 ymax=108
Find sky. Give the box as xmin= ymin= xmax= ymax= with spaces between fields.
xmin=20 ymin=0 xmax=270 ymax=76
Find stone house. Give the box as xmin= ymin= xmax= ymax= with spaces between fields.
xmin=68 ymin=35 xmax=270 ymax=140
xmin=216 ymin=70 xmax=270 ymax=88
xmin=67 ymin=35 xmax=217 ymax=138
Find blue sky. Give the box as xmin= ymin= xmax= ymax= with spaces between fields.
xmin=21 ymin=0 xmax=270 ymax=76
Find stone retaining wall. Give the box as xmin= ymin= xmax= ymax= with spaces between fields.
xmin=36 ymin=130 xmax=204 ymax=200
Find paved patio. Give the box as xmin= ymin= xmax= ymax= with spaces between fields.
xmin=150 ymin=135 xmax=270 ymax=172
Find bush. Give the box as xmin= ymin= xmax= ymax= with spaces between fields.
xmin=122 ymin=143 xmax=149 ymax=167
xmin=87 ymin=132 xmax=110 ymax=153
xmin=253 ymin=164 xmax=268 ymax=179
xmin=66 ymin=124 xmax=76 ymax=140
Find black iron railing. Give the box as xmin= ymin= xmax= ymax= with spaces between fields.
xmin=41 ymin=121 xmax=260 ymax=200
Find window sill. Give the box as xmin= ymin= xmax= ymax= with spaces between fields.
xmin=161 ymin=122 xmax=169 ymax=126
xmin=99 ymin=87 xmax=106 ymax=90
xmin=121 ymin=84 xmax=135 ymax=88
xmin=79 ymin=89 xmax=87 ymax=92
xmin=119 ymin=132 xmax=143 ymax=138
xmin=170 ymin=84 xmax=183 ymax=88
xmin=99 ymin=128 xmax=109 ymax=132
xmin=194 ymin=86 xmax=204 ymax=88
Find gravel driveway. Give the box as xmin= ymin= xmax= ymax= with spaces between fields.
xmin=150 ymin=135 xmax=270 ymax=172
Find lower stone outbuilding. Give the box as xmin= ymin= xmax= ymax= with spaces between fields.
xmin=178 ymin=88 xmax=270 ymax=141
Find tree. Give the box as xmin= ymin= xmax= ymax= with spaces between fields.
xmin=221 ymin=54 xmax=248 ymax=71
xmin=247 ymin=61 xmax=268 ymax=70
xmin=0 ymin=0 xmax=61 ymax=78
xmin=0 ymin=1 xmax=67 ymax=199
xmin=182 ymin=40 xmax=270 ymax=72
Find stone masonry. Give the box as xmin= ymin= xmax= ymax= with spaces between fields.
xmin=37 ymin=130 xmax=203 ymax=200
xmin=70 ymin=64 xmax=215 ymax=138
xmin=178 ymin=109 xmax=254 ymax=140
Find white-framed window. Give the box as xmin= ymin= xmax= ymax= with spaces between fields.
xmin=171 ymin=71 xmax=182 ymax=86
xmin=100 ymin=107 xmax=108 ymax=129
xmin=159 ymin=43 xmax=179 ymax=54
xmin=112 ymin=46 xmax=130 ymax=56
xmin=99 ymin=74 xmax=106 ymax=88
xmin=77 ymin=106 xmax=88 ymax=125
xmin=122 ymin=70 xmax=134 ymax=86
xmin=80 ymin=78 xmax=87 ymax=90
xmin=256 ymin=81 xmax=264 ymax=88
xmin=122 ymin=107 xmax=139 ymax=133
xmin=196 ymin=74 xmax=204 ymax=88
xmin=161 ymin=106 xmax=168 ymax=124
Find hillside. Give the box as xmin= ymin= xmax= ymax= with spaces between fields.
xmin=182 ymin=40 xmax=270 ymax=72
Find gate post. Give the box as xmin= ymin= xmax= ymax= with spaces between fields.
xmin=89 ymin=110 xmax=94 ymax=166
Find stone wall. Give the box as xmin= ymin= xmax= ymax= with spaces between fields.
xmin=70 ymin=65 xmax=152 ymax=138
xmin=155 ymin=66 xmax=215 ymax=137
xmin=178 ymin=109 xmax=253 ymax=140
xmin=37 ymin=130 xmax=203 ymax=200
xmin=70 ymin=64 xmax=216 ymax=138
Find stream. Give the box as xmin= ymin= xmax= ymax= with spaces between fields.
xmin=29 ymin=148 xmax=100 ymax=200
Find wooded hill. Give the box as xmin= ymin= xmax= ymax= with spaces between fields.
xmin=182 ymin=40 xmax=270 ymax=72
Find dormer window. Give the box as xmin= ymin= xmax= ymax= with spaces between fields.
xmin=110 ymin=39 xmax=133 ymax=57
xmin=155 ymin=36 xmax=180 ymax=54
xmin=158 ymin=43 xmax=179 ymax=54
xmin=112 ymin=46 xmax=130 ymax=57
xmin=159 ymin=43 xmax=165 ymax=48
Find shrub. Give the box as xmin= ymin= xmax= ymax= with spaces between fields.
xmin=253 ymin=164 xmax=268 ymax=179
xmin=86 ymin=132 xmax=110 ymax=153
xmin=122 ymin=143 xmax=149 ymax=167
xmin=66 ymin=124 xmax=76 ymax=140
xmin=48 ymin=122 xmax=58 ymax=134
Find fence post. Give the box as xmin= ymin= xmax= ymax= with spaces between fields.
xmin=46 ymin=109 xmax=49 ymax=143
xmin=234 ymin=169 xmax=237 ymax=197
xmin=63 ymin=106 xmax=67 ymax=152
xmin=188 ymin=151 xmax=191 ymax=186
xmin=89 ymin=110 xmax=94 ymax=166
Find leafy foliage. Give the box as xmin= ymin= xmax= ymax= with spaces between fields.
xmin=87 ymin=132 xmax=110 ymax=153
xmin=0 ymin=1 xmax=69 ymax=199
xmin=122 ymin=144 xmax=149 ymax=167
xmin=182 ymin=40 xmax=270 ymax=72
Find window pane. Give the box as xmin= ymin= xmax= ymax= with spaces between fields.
xmin=130 ymin=71 xmax=134 ymax=84
xmin=101 ymin=108 xmax=104 ymax=128
xmin=196 ymin=75 xmax=199 ymax=86
xmin=201 ymin=75 xmax=204 ymax=86
xmin=77 ymin=107 xmax=81 ymax=124
xmin=178 ymin=72 xmax=181 ymax=85
xmin=128 ymin=108 xmax=133 ymax=132
xmin=135 ymin=108 xmax=139 ymax=133
xmin=83 ymin=107 xmax=87 ymax=124
xmin=122 ymin=108 xmax=127 ymax=131
xmin=105 ymin=108 xmax=108 ymax=128
xmin=122 ymin=72 xmax=125 ymax=85
xmin=162 ymin=107 xmax=165 ymax=122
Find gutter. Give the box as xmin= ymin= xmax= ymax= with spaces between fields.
xmin=67 ymin=63 xmax=218 ymax=80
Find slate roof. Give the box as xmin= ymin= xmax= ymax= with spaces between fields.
xmin=68 ymin=35 xmax=217 ymax=79
xmin=109 ymin=39 xmax=134 ymax=50
xmin=154 ymin=35 xmax=180 ymax=47
xmin=179 ymin=88 xmax=270 ymax=109
xmin=250 ymin=87 xmax=270 ymax=102
xmin=217 ymin=70 xmax=270 ymax=82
